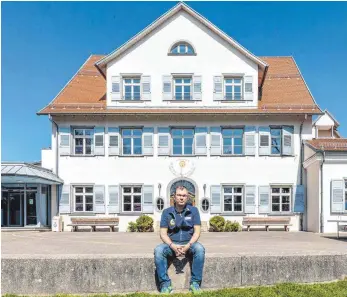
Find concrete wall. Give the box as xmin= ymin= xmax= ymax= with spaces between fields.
xmin=106 ymin=11 xmax=259 ymax=108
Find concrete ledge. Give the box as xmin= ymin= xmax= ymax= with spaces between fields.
xmin=2 ymin=253 xmax=347 ymax=294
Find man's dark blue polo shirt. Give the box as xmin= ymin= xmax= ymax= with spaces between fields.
xmin=160 ymin=204 xmax=201 ymax=244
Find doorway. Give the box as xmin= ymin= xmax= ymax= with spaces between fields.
xmin=1 ymin=190 xmax=23 ymax=227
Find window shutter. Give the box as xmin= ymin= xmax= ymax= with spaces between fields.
xmin=58 ymin=127 xmax=71 ymax=156
xmin=293 ymin=185 xmax=305 ymax=213
xmin=195 ymin=127 xmax=207 ymax=156
xmin=259 ymin=127 xmax=271 ymax=156
xmin=245 ymin=185 xmax=256 ymax=214
xmin=331 ymin=180 xmax=344 ymax=213
xmin=162 ymin=75 xmax=172 ymax=100
xmin=213 ymin=76 xmax=223 ymax=101
xmin=141 ymin=75 xmax=151 ymax=101
xmin=111 ymin=76 xmax=121 ymax=100
xmin=94 ymin=127 xmax=105 ymax=156
xmin=259 ymin=186 xmax=270 ymax=214
xmin=282 ymin=126 xmax=294 ymax=156
xmin=108 ymin=127 xmax=120 ymax=156
xmin=108 ymin=185 xmax=119 ymax=214
xmin=143 ymin=185 xmax=154 ymax=214
xmin=94 ymin=185 xmax=105 ymax=213
xmin=210 ymin=185 xmax=221 ymax=214
xmin=143 ymin=127 xmax=154 ymax=156
xmin=158 ymin=127 xmax=170 ymax=155
xmin=244 ymin=126 xmax=256 ymax=156
xmin=244 ymin=76 xmax=253 ymax=101
xmin=193 ymin=75 xmax=202 ymax=100
xmin=210 ymin=127 xmax=221 ymax=156
xmin=59 ymin=184 xmax=71 ymax=214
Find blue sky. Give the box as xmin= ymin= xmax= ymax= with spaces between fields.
xmin=2 ymin=1 xmax=347 ymax=161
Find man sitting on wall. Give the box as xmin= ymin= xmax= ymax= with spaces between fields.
xmin=154 ymin=185 xmax=205 ymax=294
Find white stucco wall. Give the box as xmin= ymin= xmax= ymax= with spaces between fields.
xmin=106 ymin=11 xmax=259 ymax=108
xmin=41 ymin=149 xmax=53 ymax=171
xmin=54 ymin=115 xmax=311 ymax=232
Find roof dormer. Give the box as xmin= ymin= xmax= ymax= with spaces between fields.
xmin=312 ymin=110 xmax=340 ymax=139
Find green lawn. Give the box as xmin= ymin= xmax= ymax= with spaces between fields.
xmin=4 ymin=281 xmax=347 ymax=297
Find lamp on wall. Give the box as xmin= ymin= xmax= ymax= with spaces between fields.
xmin=158 ymin=183 xmax=162 ymax=197
xmin=203 ymin=183 xmax=206 ymax=197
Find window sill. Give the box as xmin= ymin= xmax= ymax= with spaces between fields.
xmin=70 ymin=212 xmax=96 ymax=216
xmin=110 ymin=99 xmax=150 ymax=103
xmin=214 ymin=100 xmax=253 ymax=102
xmin=163 ymin=100 xmax=202 ymax=102
xmin=70 ymin=155 xmax=97 ymax=157
xmin=268 ymin=212 xmax=295 ymax=216
xmin=220 ymin=154 xmax=245 ymax=157
xmin=118 ymin=212 xmax=144 ymax=216
xmin=222 ymin=212 xmax=245 ymax=216
xmin=118 ymin=154 xmax=148 ymax=158
xmin=169 ymin=155 xmax=196 ymax=157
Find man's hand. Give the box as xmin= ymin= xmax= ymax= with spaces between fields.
xmin=171 ymin=244 xmax=185 ymax=256
xmin=177 ymin=244 xmax=190 ymax=255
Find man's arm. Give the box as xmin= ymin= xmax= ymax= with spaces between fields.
xmin=160 ymin=227 xmax=183 ymax=256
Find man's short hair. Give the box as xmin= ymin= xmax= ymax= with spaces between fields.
xmin=175 ymin=185 xmax=188 ymax=194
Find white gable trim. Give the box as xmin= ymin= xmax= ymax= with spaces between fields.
xmin=95 ymin=2 xmax=267 ymax=72
xmin=313 ymin=109 xmax=340 ymax=127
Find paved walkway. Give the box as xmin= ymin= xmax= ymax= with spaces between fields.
xmin=2 ymin=231 xmax=346 ymax=256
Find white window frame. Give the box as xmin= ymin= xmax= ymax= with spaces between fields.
xmin=123 ymin=77 xmax=141 ymax=100
xmin=201 ymin=198 xmax=210 ymax=213
xmin=74 ymin=186 xmax=94 ymax=212
xmin=270 ymin=186 xmax=291 ymax=213
xmin=73 ymin=128 xmax=93 ymax=155
xmin=270 ymin=127 xmax=282 ymax=155
xmin=222 ymin=128 xmax=244 ymax=155
xmin=222 ymin=185 xmax=244 ymax=213
xmin=224 ymin=77 xmax=243 ymax=100
xmin=345 ymin=179 xmax=347 ymax=211
xmin=156 ymin=197 xmax=165 ymax=212
xmin=173 ymin=77 xmax=192 ymax=100
xmin=171 ymin=128 xmax=194 ymax=156
xmin=121 ymin=185 xmax=142 ymax=213
xmin=121 ymin=128 xmax=143 ymax=155
xmin=170 ymin=42 xmax=194 ymax=54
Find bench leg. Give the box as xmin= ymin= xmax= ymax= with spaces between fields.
xmin=285 ymin=225 xmax=289 ymax=232
xmin=247 ymin=225 xmax=250 ymax=232
xmin=266 ymin=225 xmax=269 ymax=232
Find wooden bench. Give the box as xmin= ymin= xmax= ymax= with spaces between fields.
xmin=242 ymin=217 xmax=292 ymax=232
xmin=67 ymin=217 xmax=119 ymax=232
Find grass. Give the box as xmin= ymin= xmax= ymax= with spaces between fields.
xmin=3 ymin=280 xmax=347 ymax=297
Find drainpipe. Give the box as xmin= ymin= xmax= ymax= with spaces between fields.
xmin=319 ymin=150 xmax=326 ymax=233
xmin=299 ymin=115 xmax=306 ymax=231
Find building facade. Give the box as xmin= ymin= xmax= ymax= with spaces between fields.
xmin=37 ymin=3 xmax=330 ymax=232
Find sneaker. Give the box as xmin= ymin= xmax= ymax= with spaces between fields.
xmin=160 ymin=285 xmax=173 ymax=294
xmin=189 ymin=282 xmax=202 ymax=294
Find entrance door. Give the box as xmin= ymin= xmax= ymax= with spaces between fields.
xmin=1 ymin=192 xmax=9 ymax=227
xmin=26 ymin=191 xmax=37 ymax=225
xmin=2 ymin=191 xmax=23 ymax=227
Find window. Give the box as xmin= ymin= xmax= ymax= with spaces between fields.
xmin=174 ymin=77 xmax=192 ymax=100
xmin=122 ymin=186 xmax=142 ymax=212
xmin=224 ymin=78 xmax=242 ymax=100
xmin=74 ymin=186 xmax=93 ymax=212
xmin=223 ymin=186 xmax=243 ymax=212
xmin=172 ymin=128 xmax=194 ymax=155
xmin=122 ymin=128 xmax=142 ymax=155
xmin=74 ymin=129 xmax=93 ymax=155
xmin=123 ymin=78 xmax=141 ymax=100
xmin=156 ymin=197 xmax=164 ymax=212
xmin=201 ymin=198 xmax=210 ymax=212
xmin=222 ymin=128 xmax=243 ymax=155
xmin=109 ymin=135 xmax=119 ymax=147
xmin=170 ymin=42 xmax=195 ymax=55
xmin=345 ymin=180 xmax=347 ymax=211
xmin=271 ymin=187 xmax=291 ymax=212
xmin=271 ymin=128 xmax=282 ymax=155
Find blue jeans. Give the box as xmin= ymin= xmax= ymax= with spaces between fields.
xmin=154 ymin=242 xmax=205 ymax=289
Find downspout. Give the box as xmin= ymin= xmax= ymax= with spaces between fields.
xmin=319 ymin=150 xmax=326 ymax=233
xmin=299 ymin=115 xmax=306 ymax=231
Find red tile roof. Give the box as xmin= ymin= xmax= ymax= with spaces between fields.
xmin=37 ymin=55 xmax=321 ymax=115
xmin=306 ymin=139 xmax=347 ymax=152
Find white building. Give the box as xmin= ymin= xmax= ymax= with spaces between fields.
xmin=35 ymin=2 xmax=328 ymax=232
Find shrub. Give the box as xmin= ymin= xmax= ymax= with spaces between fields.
xmin=209 ymin=216 xmax=225 ymax=232
xmin=136 ymin=215 xmax=154 ymax=232
xmin=224 ymin=220 xmax=241 ymax=232
xmin=127 ymin=221 xmax=137 ymax=232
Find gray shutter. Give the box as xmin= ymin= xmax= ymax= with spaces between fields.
xmin=94 ymin=127 xmax=105 ymax=156
xmin=210 ymin=127 xmax=221 ymax=156
xmin=94 ymin=185 xmax=105 ymax=213
xmin=143 ymin=185 xmax=154 ymax=214
xmin=111 ymin=76 xmax=121 ymax=100
xmin=143 ymin=127 xmax=154 ymax=156
xmin=245 ymin=185 xmax=256 ymax=214
xmin=282 ymin=126 xmax=294 ymax=156
xmin=259 ymin=186 xmax=270 ymax=214
xmin=195 ymin=127 xmax=207 ymax=155
xmin=293 ymin=185 xmax=305 ymax=213
xmin=213 ymin=76 xmax=223 ymax=101
xmin=141 ymin=75 xmax=151 ymax=101
xmin=244 ymin=76 xmax=253 ymax=101
xmin=108 ymin=127 xmax=120 ymax=156
xmin=259 ymin=127 xmax=271 ymax=156
xmin=108 ymin=185 xmax=119 ymax=214
xmin=244 ymin=126 xmax=256 ymax=156
xmin=58 ymin=127 xmax=71 ymax=156
xmin=158 ymin=127 xmax=170 ymax=155
xmin=331 ymin=180 xmax=344 ymax=213
xmin=210 ymin=185 xmax=222 ymax=214
xmin=59 ymin=184 xmax=71 ymax=214
xmin=163 ymin=75 xmax=172 ymax=100
xmin=193 ymin=75 xmax=202 ymax=100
